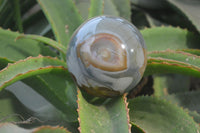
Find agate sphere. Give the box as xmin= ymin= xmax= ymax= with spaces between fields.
xmin=66 ymin=16 xmax=147 ymax=97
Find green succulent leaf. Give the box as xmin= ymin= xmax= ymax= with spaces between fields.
xmin=145 ymin=50 xmax=200 ymax=77
xmin=148 ymin=50 xmax=200 ymax=68
xmin=36 ymin=72 xmax=78 ymax=119
xmin=22 ymin=75 xmax=78 ymax=122
xmin=129 ymin=96 xmax=199 ymax=133
xmin=0 ymin=123 xmax=71 ymax=133
xmin=0 ymin=56 xmax=67 ymax=90
xmin=167 ymin=0 xmax=200 ymax=33
xmin=143 ymin=26 xmax=200 ymax=97
xmin=5 ymin=81 xmax=68 ymax=123
xmin=0 ymin=56 xmax=78 ymax=122
xmin=0 ymin=55 xmax=78 ymax=122
xmin=88 ymin=0 xmax=104 ymax=18
xmin=141 ymin=26 xmax=200 ymax=52
xmin=111 ymin=0 xmax=131 ymax=21
xmin=104 ymin=0 xmax=119 ymax=16
xmin=0 ymin=28 xmax=77 ymax=122
xmin=146 ymin=57 xmax=200 ymax=77
xmin=178 ymin=49 xmax=200 ymax=56
xmin=16 ymin=34 xmax=67 ymax=55
xmin=77 ymin=90 xmax=131 ymax=133
xmin=0 ymin=28 xmax=56 ymax=61
xmin=38 ymin=0 xmax=83 ymax=47
xmin=1 ymin=1 xmax=200 ymax=132
xmin=74 ymin=0 xmax=122 ymax=20
xmin=74 ymin=0 xmax=90 ymax=20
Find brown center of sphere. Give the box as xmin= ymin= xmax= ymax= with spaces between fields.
xmin=77 ymin=33 xmax=127 ymax=72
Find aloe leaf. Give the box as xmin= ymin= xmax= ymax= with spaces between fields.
xmin=37 ymin=0 xmax=83 ymax=47
xmin=0 ymin=28 xmax=56 ymax=61
xmin=111 ymin=0 xmax=131 ymax=21
xmin=88 ymin=0 xmax=104 ymax=18
xmin=75 ymin=0 xmax=119 ymax=19
xmin=0 ymin=123 xmax=71 ymax=133
xmin=140 ymin=26 xmax=200 ymax=52
xmin=148 ymin=50 xmax=200 ymax=68
xmin=0 ymin=56 xmax=67 ymax=90
xmin=145 ymin=50 xmax=200 ymax=77
xmin=129 ymin=96 xmax=199 ymax=133
xmin=145 ymin=57 xmax=200 ymax=77
xmin=142 ymin=26 xmax=200 ymax=94
xmin=178 ymin=49 xmax=200 ymax=56
xmin=145 ymin=27 xmax=198 ymax=96
xmin=0 ymin=56 xmax=78 ymax=122
xmin=143 ymin=27 xmax=200 ymax=87
xmin=74 ymin=0 xmax=90 ymax=20
xmin=77 ymin=90 xmax=131 ymax=133
xmin=104 ymin=0 xmax=119 ymax=16
xmin=167 ymin=0 xmax=200 ymax=33
xmin=16 ymin=34 xmax=67 ymax=54
xmin=1 ymin=58 xmax=69 ymax=122
xmin=37 ymin=72 xmax=78 ymax=117
xmin=5 ymin=82 xmax=78 ymax=131
xmin=5 ymin=81 xmax=66 ymax=122
xmin=23 ymin=75 xmax=78 ymax=122
xmin=5 ymin=72 xmax=78 ymax=123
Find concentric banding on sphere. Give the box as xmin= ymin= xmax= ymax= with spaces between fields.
xmin=77 ymin=33 xmax=127 ymax=72
xmin=66 ymin=16 xmax=147 ymax=97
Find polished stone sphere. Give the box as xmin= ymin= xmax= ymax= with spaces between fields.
xmin=67 ymin=16 xmax=147 ymax=97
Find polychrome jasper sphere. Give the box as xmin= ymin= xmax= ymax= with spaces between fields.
xmin=66 ymin=16 xmax=147 ymax=97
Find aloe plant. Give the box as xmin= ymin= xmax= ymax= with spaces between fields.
xmin=0 ymin=0 xmax=200 ymax=133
